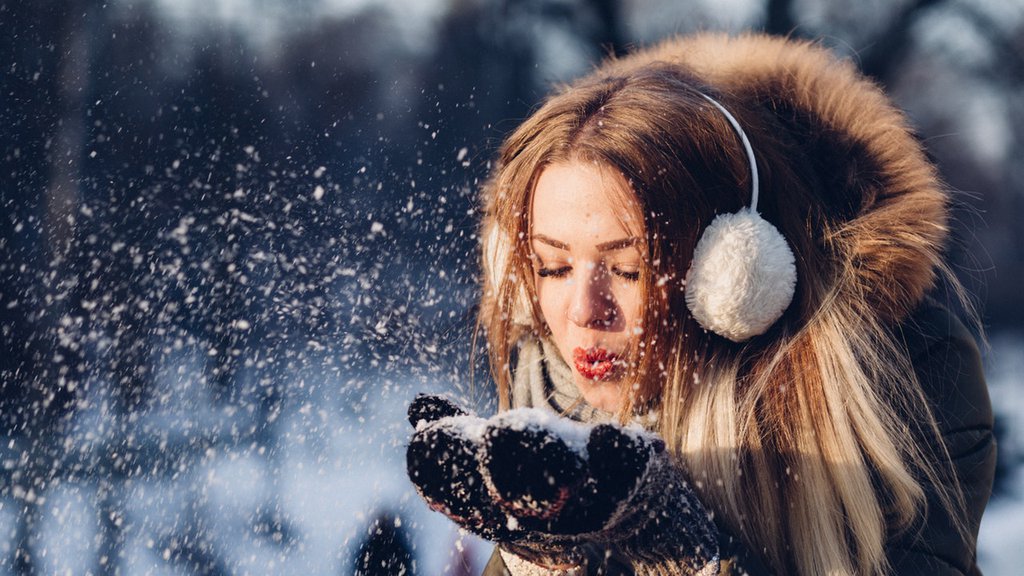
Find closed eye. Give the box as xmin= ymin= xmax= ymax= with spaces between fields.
xmin=537 ymin=266 xmax=571 ymax=278
xmin=613 ymin=268 xmax=640 ymax=281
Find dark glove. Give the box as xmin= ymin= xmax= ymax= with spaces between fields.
xmin=406 ymin=394 xmax=720 ymax=575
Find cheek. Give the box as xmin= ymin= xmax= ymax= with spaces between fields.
xmin=615 ymin=284 xmax=644 ymax=327
xmin=535 ymin=281 xmax=566 ymax=330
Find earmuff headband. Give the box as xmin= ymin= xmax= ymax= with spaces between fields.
xmin=699 ymin=93 xmax=760 ymax=212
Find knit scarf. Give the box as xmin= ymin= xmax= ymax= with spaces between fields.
xmin=509 ymin=336 xmax=617 ymax=424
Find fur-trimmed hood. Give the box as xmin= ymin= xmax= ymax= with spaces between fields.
xmin=601 ymin=33 xmax=950 ymax=324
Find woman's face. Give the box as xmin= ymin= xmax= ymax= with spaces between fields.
xmin=530 ymin=160 xmax=645 ymax=412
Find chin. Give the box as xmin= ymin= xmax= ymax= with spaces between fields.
xmin=574 ymin=376 xmax=624 ymax=412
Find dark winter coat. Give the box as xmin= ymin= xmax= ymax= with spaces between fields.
xmin=480 ymin=297 xmax=995 ymax=575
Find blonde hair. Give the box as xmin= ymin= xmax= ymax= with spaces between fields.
xmin=479 ymin=34 xmax=972 ymax=575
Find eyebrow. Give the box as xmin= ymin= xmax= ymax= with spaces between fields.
xmin=531 ymin=234 xmax=640 ymax=252
xmin=596 ymin=237 xmax=642 ymax=252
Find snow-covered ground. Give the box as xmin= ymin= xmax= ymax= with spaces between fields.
xmin=4 ymin=351 xmax=494 ymax=574
xmin=977 ymin=331 xmax=1024 ymax=575
xmin=978 ymin=465 xmax=1024 ymax=575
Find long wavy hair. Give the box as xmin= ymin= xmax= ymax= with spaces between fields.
xmin=478 ymin=34 xmax=972 ymax=575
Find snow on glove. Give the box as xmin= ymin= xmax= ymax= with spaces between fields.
xmin=405 ymin=394 xmax=720 ymax=575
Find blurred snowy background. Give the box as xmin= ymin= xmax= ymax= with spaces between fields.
xmin=1 ymin=0 xmax=1022 ymax=573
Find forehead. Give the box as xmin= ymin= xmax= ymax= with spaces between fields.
xmin=530 ymin=161 xmax=642 ymax=240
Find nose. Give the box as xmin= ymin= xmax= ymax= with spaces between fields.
xmin=567 ymin=263 xmax=617 ymax=328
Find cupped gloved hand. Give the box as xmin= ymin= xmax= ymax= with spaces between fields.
xmin=405 ymin=394 xmax=720 ymax=575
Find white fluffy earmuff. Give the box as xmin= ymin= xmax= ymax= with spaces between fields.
xmin=684 ymin=94 xmax=797 ymax=342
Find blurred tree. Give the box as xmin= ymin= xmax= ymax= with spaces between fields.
xmin=351 ymin=511 xmax=414 ymax=576
xmin=0 ymin=3 xmax=104 ymax=570
xmin=857 ymin=0 xmax=945 ymax=84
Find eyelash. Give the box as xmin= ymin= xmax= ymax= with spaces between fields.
xmin=536 ymin=266 xmax=640 ymax=282
xmin=616 ymin=269 xmax=641 ymax=281
xmin=536 ymin=266 xmax=570 ymax=278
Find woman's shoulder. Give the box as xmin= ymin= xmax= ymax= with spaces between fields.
xmin=898 ymin=296 xmax=977 ymax=357
xmin=887 ymin=296 xmax=995 ymax=574
xmin=896 ymin=297 xmax=991 ymax=433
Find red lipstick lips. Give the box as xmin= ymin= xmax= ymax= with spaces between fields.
xmin=573 ymin=346 xmax=618 ymax=380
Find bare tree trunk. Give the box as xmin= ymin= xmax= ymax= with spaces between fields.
xmin=764 ymin=0 xmax=799 ymax=37
xmin=587 ymin=0 xmax=626 ymax=57
xmin=45 ymin=0 xmax=93 ymax=260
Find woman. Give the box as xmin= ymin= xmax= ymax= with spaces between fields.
xmin=406 ymin=33 xmax=995 ymax=575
